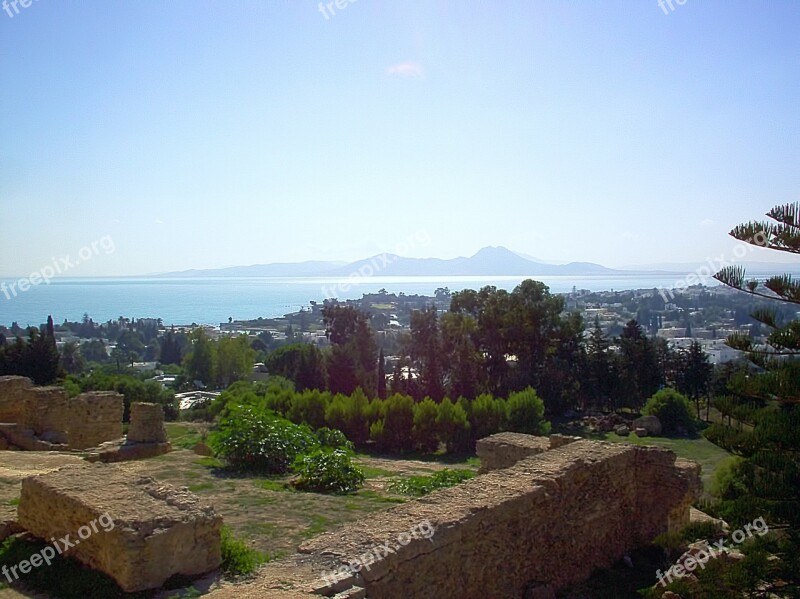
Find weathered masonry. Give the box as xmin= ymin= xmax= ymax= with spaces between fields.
xmin=208 ymin=433 xmax=701 ymax=599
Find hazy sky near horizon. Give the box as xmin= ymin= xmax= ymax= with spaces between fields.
xmin=1 ymin=1 xmax=799 ymax=277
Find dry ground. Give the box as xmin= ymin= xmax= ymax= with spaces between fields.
xmin=0 ymin=426 xmax=476 ymax=598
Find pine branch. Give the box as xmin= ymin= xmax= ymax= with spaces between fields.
xmin=764 ymin=274 xmax=800 ymax=304
xmin=767 ymin=202 xmax=800 ymax=229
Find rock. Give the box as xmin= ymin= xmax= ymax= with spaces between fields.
xmin=634 ymin=427 xmax=648 ymax=437
xmin=17 ymin=463 xmax=222 ymax=592
xmin=689 ymin=507 xmax=727 ymax=532
xmin=633 ymin=415 xmax=662 ymax=436
xmin=615 ymin=425 xmax=630 ymax=436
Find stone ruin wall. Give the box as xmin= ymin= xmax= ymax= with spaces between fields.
xmin=0 ymin=376 xmax=124 ymax=450
xmin=281 ymin=435 xmax=701 ymax=599
xmin=0 ymin=375 xmax=32 ymax=423
xmin=127 ymin=402 xmax=168 ymax=444
xmin=68 ymin=392 xmax=125 ymax=449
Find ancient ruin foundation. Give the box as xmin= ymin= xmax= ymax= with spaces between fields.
xmin=209 ymin=434 xmax=700 ymax=599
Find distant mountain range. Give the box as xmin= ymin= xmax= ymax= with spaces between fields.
xmin=157 ymin=246 xmax=633 ymax=278
xmin=155 ymin=246 xmax=799 ymax=279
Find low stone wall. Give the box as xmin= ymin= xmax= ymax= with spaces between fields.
xmin=127 ymin=402 xmax=167 ymax=443
xmin=0 ymin=376 xmax=31 ymax=422
xmin=0 ymin=377 xmax=124 ymax=451
xmin=475 ymin=432 xmax=581 ymax=473
xmin=68 ymin=392 xmax=124 ymax=450
xmin=295 ymin=438 xmax=699 ymax=599
xmin=17 ymin=463 xmax=223 ymax=592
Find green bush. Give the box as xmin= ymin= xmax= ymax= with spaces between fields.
xmin=315 ymin=426 xmax=353 ymax=451
xmin=292 ymin=448 xmax=365 ymax=494
xmin=220 ymin=526 xmax=266 ymax=576
xmin=642 ymin=388 xmax=695 ymax=436
xmin=412 ymin=398 xmax=440 ymax=452
xmin=470 ymin=393 xmax=507 ymax=440
xmin=506 ymin=387 xmax=550 ymax=435
xmin=286 ymin=389 xmax=329 ymax=429
xmin=436 ymin=398 xmax=471 ymax=452
xmin=379 ymin=393 xmax=415 ymax=452
xmin=388 ymin=469 xmax=476 ymax=497
xmin=324 ymin=389 xmax=370 ymax=445
xmin=209 ymin=405 xmax=318 ymax=474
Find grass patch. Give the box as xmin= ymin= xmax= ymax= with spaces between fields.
xmin=165 ymin=423 xmax=205 ymax=450
xmin=220 ymin=526 xmax=267 ymax=577
xmin=256 ymin=479 xmax=290 ymax=492
xmin=7 ymin=497 xmax=19 ymax=506
xmin=302 ymin=515 xmax=332 ymax=539
xmin=187 ymin=482 xmax=215 ymax=493
xmin=388 ymin=469 xmax=476 ymax=497
xmin=195 ymin=456 xmax=224 ymax=468
xmin=358 ymin=465 xmax=395 ymax=479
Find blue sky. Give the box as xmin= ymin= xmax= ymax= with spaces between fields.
xmin=1 ymin=0 xmax=799 ymax=276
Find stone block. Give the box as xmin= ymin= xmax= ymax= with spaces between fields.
xmin=17 ymin=463 xmax=222 ymax=592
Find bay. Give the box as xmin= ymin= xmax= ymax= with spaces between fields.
xmin=0 ymin=274 xmax=705 ymax=327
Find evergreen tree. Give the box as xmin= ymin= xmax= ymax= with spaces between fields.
xmin=708 ymin=202 xmax=800 ymax=592
xmin=585 ymin=316 xmax=615 ymax=411
xmin=377 ymin=348 xmax=387 ymax=399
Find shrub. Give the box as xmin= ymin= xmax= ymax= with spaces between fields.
xmin=292 ymin=448 xmax=365 ymax=494
xmin=436 ymin=398 xmax=471 ymax=452
xmin=470 ymin=393 xmax=507 ymax=440
xmin=315 ymin=426 xmax=354 ymax=451
xmin=388 ymin=469 xmax=476 ymax=497
xmin=506 ymin=387 xmax=550 ymax=435
xmin=324 ymin=389 xmax=370 ymax=445
xmin=286 ymin=389 xmax=329 ymax=429
xmin=412 ymin=398 xmax=439 ymax=452
xmin=369 ymin=418 xmax=387 ymax=450
xmin=642 ymin=389 xmax=695 ymax=436
xmin=380 ymin=393 xmax=415 ymax=452
xmin=220 ymin=526 xmax=266 ymax=576
xmin=209 ymin=405 xmax=318 ymax=474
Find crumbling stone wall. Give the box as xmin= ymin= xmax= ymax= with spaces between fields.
xmin=0 ymin=377 xmax=124 ymax=450
xmin=127 ymin=402 xmax=167 ymax=443
xmin=475 ymin=432 xmax=581 ymax=473
xmin=296 ymin=437 xmax=700 ymax=599
xmin=0 ymin=376 xmax=31 ymax=422
xmin=68 ymin=392 xmax=124 ymax=449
